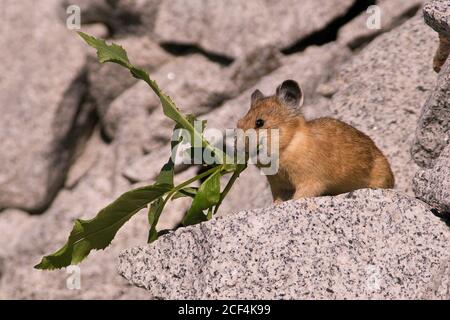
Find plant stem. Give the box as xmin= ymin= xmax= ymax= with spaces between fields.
xmin=213 ymin=164 xmax=247 ymax=215
xmin=166 ymin=165 xmax=223 ymax=201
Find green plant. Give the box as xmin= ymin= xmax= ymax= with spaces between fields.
xmin=35 ymin=32 xmax=247 ymax=270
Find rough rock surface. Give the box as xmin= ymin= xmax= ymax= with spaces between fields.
xmin=412 ymin=57 xmax=450 ymax=168
xmin=337 ymin=0 xmax=424 ymax=49
xmin=324 ymin=15 xmax=438 ymax=194
xmin=413 ymin=144 xmax=450 ymax=214
xmin=423 ymin=0 xmax=450 ymax=37
xmin=0 ymin=0 xmax=89 ymax=211
xmin=118 ymin=189 xmax=450 ymax=299
xmin=154 ymin=0 xmax=355 ymax=58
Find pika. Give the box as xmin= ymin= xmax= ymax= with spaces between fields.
xmin=236 ymin=80 xmax=395 ymax=202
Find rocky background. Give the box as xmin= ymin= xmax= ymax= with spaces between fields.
xmin=0 ymin=0 xmax=448 ymax=299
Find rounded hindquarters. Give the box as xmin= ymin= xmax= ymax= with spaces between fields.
xmin=369 ymin=153 xmax=395 ymax=189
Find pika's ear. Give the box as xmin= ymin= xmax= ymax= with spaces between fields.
xmin=251 ymin=89 xmax=264 ymax=106
xmin=276 ymin=80 xmax=304 ymax=108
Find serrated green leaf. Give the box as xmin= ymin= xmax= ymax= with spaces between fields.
xmin=77 ymin=32 xmax=131 ymax=68
xmin=34 ymin=184 xmax=172 ymax=270
xmin=182 ymin=170 xmax=221 ymax=226
xmin=147 ymin=198 xmax=166 ymax=243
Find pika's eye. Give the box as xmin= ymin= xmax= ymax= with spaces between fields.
xmin=255 ymin=119 xmax=264 ymax=128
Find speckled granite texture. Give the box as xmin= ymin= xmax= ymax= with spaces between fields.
xmin=424 ymin=0 xmax=450 ymax=38
xmin=414 ymin=144 xmax=450 ymax=213
xmin=412 ymin=53 xmax=450 ymax=168
xmin=118 ymin=189 xmax=450 ymax=299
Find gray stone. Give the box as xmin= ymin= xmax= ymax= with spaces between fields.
xmin=325 ymin=15 xmax=438 ymax=195
xmin=78 ymin=23 xmax=109 ymax=39
xmin=338 ymin=0 xmax=424 ymax=49
xmin=225 ymin=46 xmax=283 ymax=93
xmin=154 ymin=0 xmax=355 ymax=58
xmin=412 ymin=42 xmax=450 ymax=168
xmin=423 ymin=0 xmax=450 ymax=38
xmin=413 ymin=144 xmax=450 ymax=213
xmin=108 ymin=0 xmax=163 ymax=35
xmin=118 ymin=189 xmax=450 ymax=299
xmin=0 ymin=0 xmax=89 ymax=211
xmin=0 ymin=209 xmax=36 ymax=258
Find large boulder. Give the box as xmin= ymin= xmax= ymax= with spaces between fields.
xmin=324 ymin=15 xmax=438 ymax=194
xmin=118 ymin=189 xmax=450 ymax=299
xmin=411 ymin=2 xmax=450 ymax=167
xmin=423 ymin=0 xmax=450 ymax=37
xmin=154 ymin=0 xmax=355 ymax=58
xmin=411 ymin=56 xmax=450 ymax=168
xmin=413 ymin=143 xmax=450 ymax=214
xmin=0 ymin=0 xmax=90 ymax=211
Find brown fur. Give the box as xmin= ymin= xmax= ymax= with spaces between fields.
xmin=237 ymin=93 xmax=395 ymax=202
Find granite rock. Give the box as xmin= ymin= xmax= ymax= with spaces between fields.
xmin=423 ymin=0 xmax=450 ymax=38
xmin=0 ymin=0 xmax=89 ymax=211
xmin=118 ymin=189 xmax=450 ymax=299
xmin=154 ymin=0 xmax=355 ymax=58
xmin=107 ymin=0 xmax=163 ymax=35
xmin=412 ymin=55 xmax=450 ymax=168
xmin=413 ymin=143 xmax=450 ymax=214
